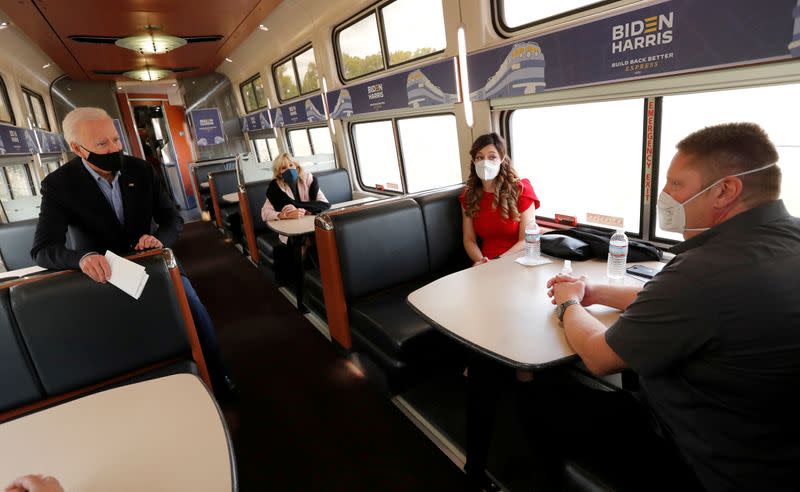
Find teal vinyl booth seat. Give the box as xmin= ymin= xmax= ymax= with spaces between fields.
xmin=0 ymin=249 xmax=211 ymax=420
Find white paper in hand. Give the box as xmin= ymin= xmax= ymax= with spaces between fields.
xmin=104 ymin=251 xmax=149 ymax=299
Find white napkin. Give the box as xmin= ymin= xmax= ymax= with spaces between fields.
xmin=514 ymin=255 xmax=552 ymax=267
xmin=104 ymin=251 xmax=149 ymax=300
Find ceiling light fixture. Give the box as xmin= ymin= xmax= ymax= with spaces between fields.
xmin=123 ymin=66 xmax=172 ymax=81
xmin=225 ymin=57 xmax=233 ymax=63
xmin=258 ymin=24 xmax=269 ymax=31
xmin=0 ymin=21 xmax=8 ymax=30
xmin=42 ymin=63 xmax=51 ymax=69
xmin=115 ymin=32 xmax=187 ymax=54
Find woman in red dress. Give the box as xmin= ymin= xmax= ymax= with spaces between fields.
xmin=460 ymin=133 xmax=540 ymax=265
xmin=461 ymin=133 xmax=540 ymax=492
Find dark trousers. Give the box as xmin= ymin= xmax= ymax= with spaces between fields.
xmin=181 ymin=275 xmax=230 ymax=395
xmin=465 ymin=356 xmax=702 ymax=491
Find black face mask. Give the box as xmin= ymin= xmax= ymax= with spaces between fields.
xmin=80 ymin=145 xmax=123 ymax=173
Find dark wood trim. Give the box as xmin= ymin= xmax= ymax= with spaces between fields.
xmin=208 ymin=174 xmax=222 ymax=227
xmin=0 ymin=358 xmax=185 ymax=424
xmin=315 ymin=226 xmax=352 ymax=348
xmin=238 ymin=188 xmax=260 ymax=264
xmin=168 ymin=262 xmax=212 ymax=388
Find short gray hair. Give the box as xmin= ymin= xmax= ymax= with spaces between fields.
xmin=62 ymin=107 xmax=111 ymax=145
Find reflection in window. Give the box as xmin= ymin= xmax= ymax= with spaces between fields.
xmin=382 ymin=0 xmax=446 ymax=66
xmin=4 ymin=165 xmax=34 ymax=199
xmin=253 ymin=78 xmax=267 ymax=107
xmin=338 ymin=14 xmax=384 ymax=80
xmin=510 ymin=99 xmax=643 ymax=234
xmin=288 ymin=129 xmax=313 ymax=157
xmin=398 ymin=115 xmax=461 ymax=192
xmin=275 ymin=60 xmax=300 ymax=100
xmin=353 ymin=121 xmax=403 ymax=192
xmin=501 ymin=0 xmax=606 ymax=29
xmin=0 ymin=76 xmax=14 ymax=125
xmin=309 ymin=127 xmax=333 ymax=155
xmin=657 ymin=84 xmax=800 ymax=241
xmin=295 ymin=48 xmax=319 ymax=94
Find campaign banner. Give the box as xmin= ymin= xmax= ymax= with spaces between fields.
xmin=326 ymin=58 xmax=458 ymax=119
xmin=270 ymin=94 xmax=326 ymax=128
xmin=468 ymin=0 xmax=799 ymax=101
xmin=188 ymin=108 xmax=225 ymax=146
xmin=0 ymin=124 xmax=39 ymax=155
xmin=36 ymin=130 xmax=66 ymax=153
xmin=242 ymin=108 xmax=272 ymax=132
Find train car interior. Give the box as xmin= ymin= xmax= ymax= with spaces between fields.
xmin=0 ymin=0 xmax=799 ymax=490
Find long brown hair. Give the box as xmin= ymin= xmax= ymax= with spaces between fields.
xmin=462 ymin=133 xmax=522 ymax=221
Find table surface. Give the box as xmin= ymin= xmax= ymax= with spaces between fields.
xmin=200 ymin=182 xmax=210 ymax=189
xmin=407 ymin=255 xmax=664 ymax=369
xmin=222 ymin=192 xmax=239 ymax=204
xmin=267 ymin=196 xmax=378 ymax=236
xmin=0 ymin=374 xmax=234 ymax=492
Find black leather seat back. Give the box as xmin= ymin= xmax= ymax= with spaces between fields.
xmin=194 ymin=161 xmax=235 ymax=186
xmin=208 ymin=169 xmax=239 ymax=202
xmin=11 ymin=254 xmax=191 ymax=396
xmin=414 ymin=188 xmax=470 ymax=275
xmin=314 ymin=169 xmax=352 ymax=204
xmin=0 ymin=289 xmax=43 ymax=411
xmin=244 ymin=180 xmax=271 ymax=235
xmin=0 ymin=219 xmax=38 ymax=270
xmin=333 ymin=199 xmax=429 ymax=300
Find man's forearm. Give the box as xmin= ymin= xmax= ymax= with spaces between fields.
xmin=563 ymin=305 xmax=627 ymax=375
xmin=592 ymin=284 xmax=643 ymax=311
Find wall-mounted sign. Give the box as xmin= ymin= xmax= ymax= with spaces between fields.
xmin=267 ymin=94 xmax=326 ymax=128
xmin=188 ymin=108 xmax=225 ymax=146
xmin=326 ymin=58 xmax=458 ymax=119
xmin=36 ymin=130 xmax=67 ymax=154
xmin=242 ymin=108 xmax=272 ymax=132
xmin=467 ymin=0 xmax=799 ymax=101
xmin=0 ymin=124 xmax=39 ymax=155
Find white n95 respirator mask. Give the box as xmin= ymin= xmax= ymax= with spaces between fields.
xmin=657 ymin=162 xmax=777 ymax=233
xmin=474 ymin=159 xmax=501 ymax=181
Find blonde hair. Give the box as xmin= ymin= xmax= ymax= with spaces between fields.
xmin=271 ymin=152 xmax=305 ymax=183
xmin=463 ymin=133 xmax=522 ymax=221
xmin=62 ymin=107 xmax=111 ymax=145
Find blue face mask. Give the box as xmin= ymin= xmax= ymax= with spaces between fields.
xmin=282 ymin=168 xmax=299 ymax=184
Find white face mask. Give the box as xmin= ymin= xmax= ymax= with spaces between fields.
xmin=474 ymin=158 xmax=501 ymax=181
xmin=657 ymin=162 xmax=777 ymax=233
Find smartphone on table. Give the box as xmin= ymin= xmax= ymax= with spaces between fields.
xmin=625 ymin=264 xmax=658 ymax=279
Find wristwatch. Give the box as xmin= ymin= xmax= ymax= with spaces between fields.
xmin=557 ymin=299 xmax=580 ymax=322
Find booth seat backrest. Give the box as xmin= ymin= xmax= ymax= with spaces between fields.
xmin=11 ymin=254 xmax=191 ymax=396
xmin=244 ymin=180 xmax=271 ymax=235
xmin=209 ymin=170 xmax=239 ymax=201
xmin=314 ymin=169 xmax=352 ymax=204
xmin=413 ymin=188 xmax=470 ymax=275
xmin=0 ymin=219 xmax=38 ymax=270
xmin=194 ymin=161 xmax=235 ymax=185
xmin=333 ymin=199 xmax=429 ymax=300
xmin=0 ymin=289 xmax=43 ymax=412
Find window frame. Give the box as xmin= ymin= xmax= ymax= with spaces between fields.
xmin=271 ymin=44 xmax=320 ymax=103
xmin=2 ymin=163 xmax=36 ymax=199
xmin=492 ymin=0 xmax=621 ymax=37
xmin=286 ymin=124 xmax=331 ymax=157
xmin=239 ymin=74 xmax=268 ymax=113
xmin=0 ymin=74 xmax=15 ymax=125
xmin=349 ymin=111 xmax=459 ymax=195
xmin=333 ymin=0 xmax=447 ymax=83
xmin=21 ymin=86 xmax=49 ymax=131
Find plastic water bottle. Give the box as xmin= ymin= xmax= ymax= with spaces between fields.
xmin=525 ymin=220 xmax=541 ymax=260
xmin=607 ymin=229 xmax=629 ymax=279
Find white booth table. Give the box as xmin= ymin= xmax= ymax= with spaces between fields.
xmin=266 ymin=196 xmax=378 ymax=236
xmin=200 ymin=182 xmax=210 ymax=189
xmin=408 ymin=255 xmax=663 ymax=369
xmin=222 ymin=192 xmax=239 ymax=204
xmin=0 ymin=374 xmax=235 ymax=491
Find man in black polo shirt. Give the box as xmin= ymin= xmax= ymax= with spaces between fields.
xmin=547 ymin=123 xmax=800 ymax=490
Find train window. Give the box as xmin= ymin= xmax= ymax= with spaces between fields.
xmin=295 ymin=48 xmax=319 ymax=94
xmin=3 ymin=164 xmax=35 ymax=198
xmin=381 ymin=0 xmax=446 ymax=66
xmin=267 ymin=137 xmax=280 ymax=159
xmin=254 ymin=136 xmax=280 ymax=162
xmin=21 ymin=87 xmax=50 ymax=131
xmin=497 ymin=0 xmax=615 ymax=31
xmin=274 ymin=59 xmax=300 ymax=101
xmin=0 ymin=75 xmax=13 ymax=125
xmin=288 ymin=129 xmax=313 ymax=157
xmin=308 ymin=127 xmax=333 ymax=155
xmin=337 ymin=13 xmax=384 ymax=81
xmin=0 ymin=170 xmax=11 ymax=202
xmin=509 ymin=98 xmax=644 ymax=234
xmin=656 ymin=83 xmax=800 ymax=241
xmin=397 ymin=114 xmax=461 ymax=192
xmin=352 ymin=120 xmax=403 ymax=192
xmin=273 ymin=45 xmax=319 ymax=102
xmin=240 ymin=75 xmax=268 ymax=113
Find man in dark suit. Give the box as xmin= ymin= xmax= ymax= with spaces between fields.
xmin=31 ymin=107 xmax=235 ymax=399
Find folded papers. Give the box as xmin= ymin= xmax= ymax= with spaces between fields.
xmin=104 ymin=251 xmax=149 ymax=299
